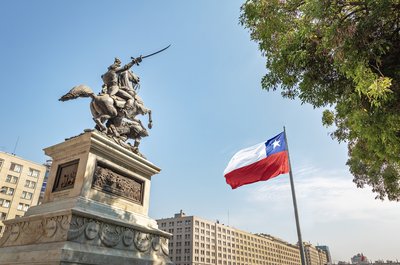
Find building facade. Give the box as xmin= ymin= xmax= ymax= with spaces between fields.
xmin=157 ymin=211 xmax=305 ymax=265
xmin=316 ymin=245 xmax=332 ymax=264
xmin=0 ymin=152 xmax=46 ymax=235
xmin=317 ymin=249 xmax=328 ymax=265
xmin=351 ymin=253 xmax=369 ymax=264
xmin=304 ymin=242 xmax=329 ymax=265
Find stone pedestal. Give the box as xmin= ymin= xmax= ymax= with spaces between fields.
xmin=0 ymin=131 xmax=172 ymax=265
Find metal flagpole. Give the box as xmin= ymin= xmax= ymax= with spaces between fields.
xmin=283 ymin=126 xmax=307 ymax=265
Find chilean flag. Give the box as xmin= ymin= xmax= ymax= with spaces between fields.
xmin=224 ymin=132 xmax=290 ymax=189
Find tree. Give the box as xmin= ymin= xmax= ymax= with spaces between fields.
xmin=240 ymin=0 xmax=400 ymax=200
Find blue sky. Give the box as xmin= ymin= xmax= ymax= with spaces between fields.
xmin=1 ymin=0 xmax=399 ymax=262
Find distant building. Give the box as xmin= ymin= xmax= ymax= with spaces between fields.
xmin=351 ymin=253 xmax=369 ymax=264
xmin=39 ymin=159 xmax=52 ymax=202
xmin=316 ymin=245 xmax=332 ymax=264
xmin=373 ymin=261 xmax=400 ymax=265
xmin=157 ymin=210 xmax=303 ymax=265
xmin=0 ymin=152 xmax=46 ymax=235
xmin=303 ymin=243 xmax=326 ymax=265
xmin=317 ymin=248 xmax=328 ymax=265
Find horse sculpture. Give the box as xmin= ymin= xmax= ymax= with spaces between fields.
xmin=59 ymin=84 xmax=152 ymax=156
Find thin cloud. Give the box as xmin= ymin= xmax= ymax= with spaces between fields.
xmin=246 ymin=164 xmax=400 ymax=222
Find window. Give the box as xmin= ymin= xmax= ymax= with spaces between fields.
xmin=28 ymin=168 xmax=40 ymax=177
xmin=0 ymin=199 xmax=10 ymax=208
xmin=0 ymin=159 xmax=4 ymax=169
xmin=0 ymin=212 xmax=6 ymax=220
xmin=1 ymin=187 xmax=14 ymax=195
xmin=9 ymin=163 xmax=22 ymax=173
xmin=21 ymin=191 xmax=33 ymax=200
xmin=5 ymin=175 xmax=18 ymax=184
xmin=25 ymin=180 xmax=36 ymax=189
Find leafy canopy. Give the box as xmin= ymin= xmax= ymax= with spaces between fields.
xmin=240 ymin=0 xmax=400 ymax=200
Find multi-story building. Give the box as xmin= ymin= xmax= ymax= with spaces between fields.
xmin=316 ymin=246 xmax=331 ymax=264
xmin=351 ymin=253 xmax=368 ymax=264
xmin=304 ymin=242 xmax=329 ymax=265
xmin=0 ymin=152 xmax=46 ymax=235
xmin=39 ymin=159 xmax=52 ymax=202
xmin=157 ymin=210 xmax=302 ymax=265
xmin=317 ymin=248 xmax=328 ymax=265
xmin=304 ymin=243 xmax=321 ymax=265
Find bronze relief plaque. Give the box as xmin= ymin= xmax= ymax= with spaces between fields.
xmin=53 ymin=159 xmax=79 ymax=192
xmin=92 ymin=163 xmax=144 ymax=204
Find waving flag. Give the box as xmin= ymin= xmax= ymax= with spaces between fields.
xmin=224 ymin=132 xmax=289 ymax=189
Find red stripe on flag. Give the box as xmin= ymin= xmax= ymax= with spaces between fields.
xmin=224 ymin=151 xmax=289 ymax=189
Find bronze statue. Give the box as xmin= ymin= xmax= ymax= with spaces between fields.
xmin=60 ymin=46 xmax=169 ymax=157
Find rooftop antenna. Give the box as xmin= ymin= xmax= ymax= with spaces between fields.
xmin=228 ymin=209 xmax=230 ymax=226
xmin=12 ymin=136 xmax=19 ymax=155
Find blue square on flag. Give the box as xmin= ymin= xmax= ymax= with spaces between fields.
xmin=265 ymin=132 xmax=287 ymax=156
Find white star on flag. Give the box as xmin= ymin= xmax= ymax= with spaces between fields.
xmin=272 ymin=140 xmax=280 ymax=149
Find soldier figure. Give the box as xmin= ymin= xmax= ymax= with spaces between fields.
xmin=101 ymin=57 xmax=142 ymax=105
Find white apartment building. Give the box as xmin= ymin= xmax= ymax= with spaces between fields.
xmin=0 ymin=152 xmax=46 ymax=235
xmin=157 ymin=211 xmax=305 ymax=265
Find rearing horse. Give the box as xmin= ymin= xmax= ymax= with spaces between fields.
xmin=59 ymin=84 xmax=152 ymax=141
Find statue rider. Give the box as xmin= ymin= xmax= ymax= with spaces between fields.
xmin=101 ymin=57 xmax=142 ymax=107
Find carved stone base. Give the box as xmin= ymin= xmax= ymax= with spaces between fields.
xmin=0 ymin=131 xmax=172 ymax=265
xmin=0 ymin=208 xmax=172 ymax=265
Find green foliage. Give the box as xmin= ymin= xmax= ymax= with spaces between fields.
xmin=240 ymin=0 xmax=400 ymax=200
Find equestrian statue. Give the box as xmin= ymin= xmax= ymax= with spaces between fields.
xmin=59 ymin=45 xmax=169 ymax=157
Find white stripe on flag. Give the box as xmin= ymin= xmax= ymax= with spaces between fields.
xmin=223 ymin=142 xmax=266 ymax=175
